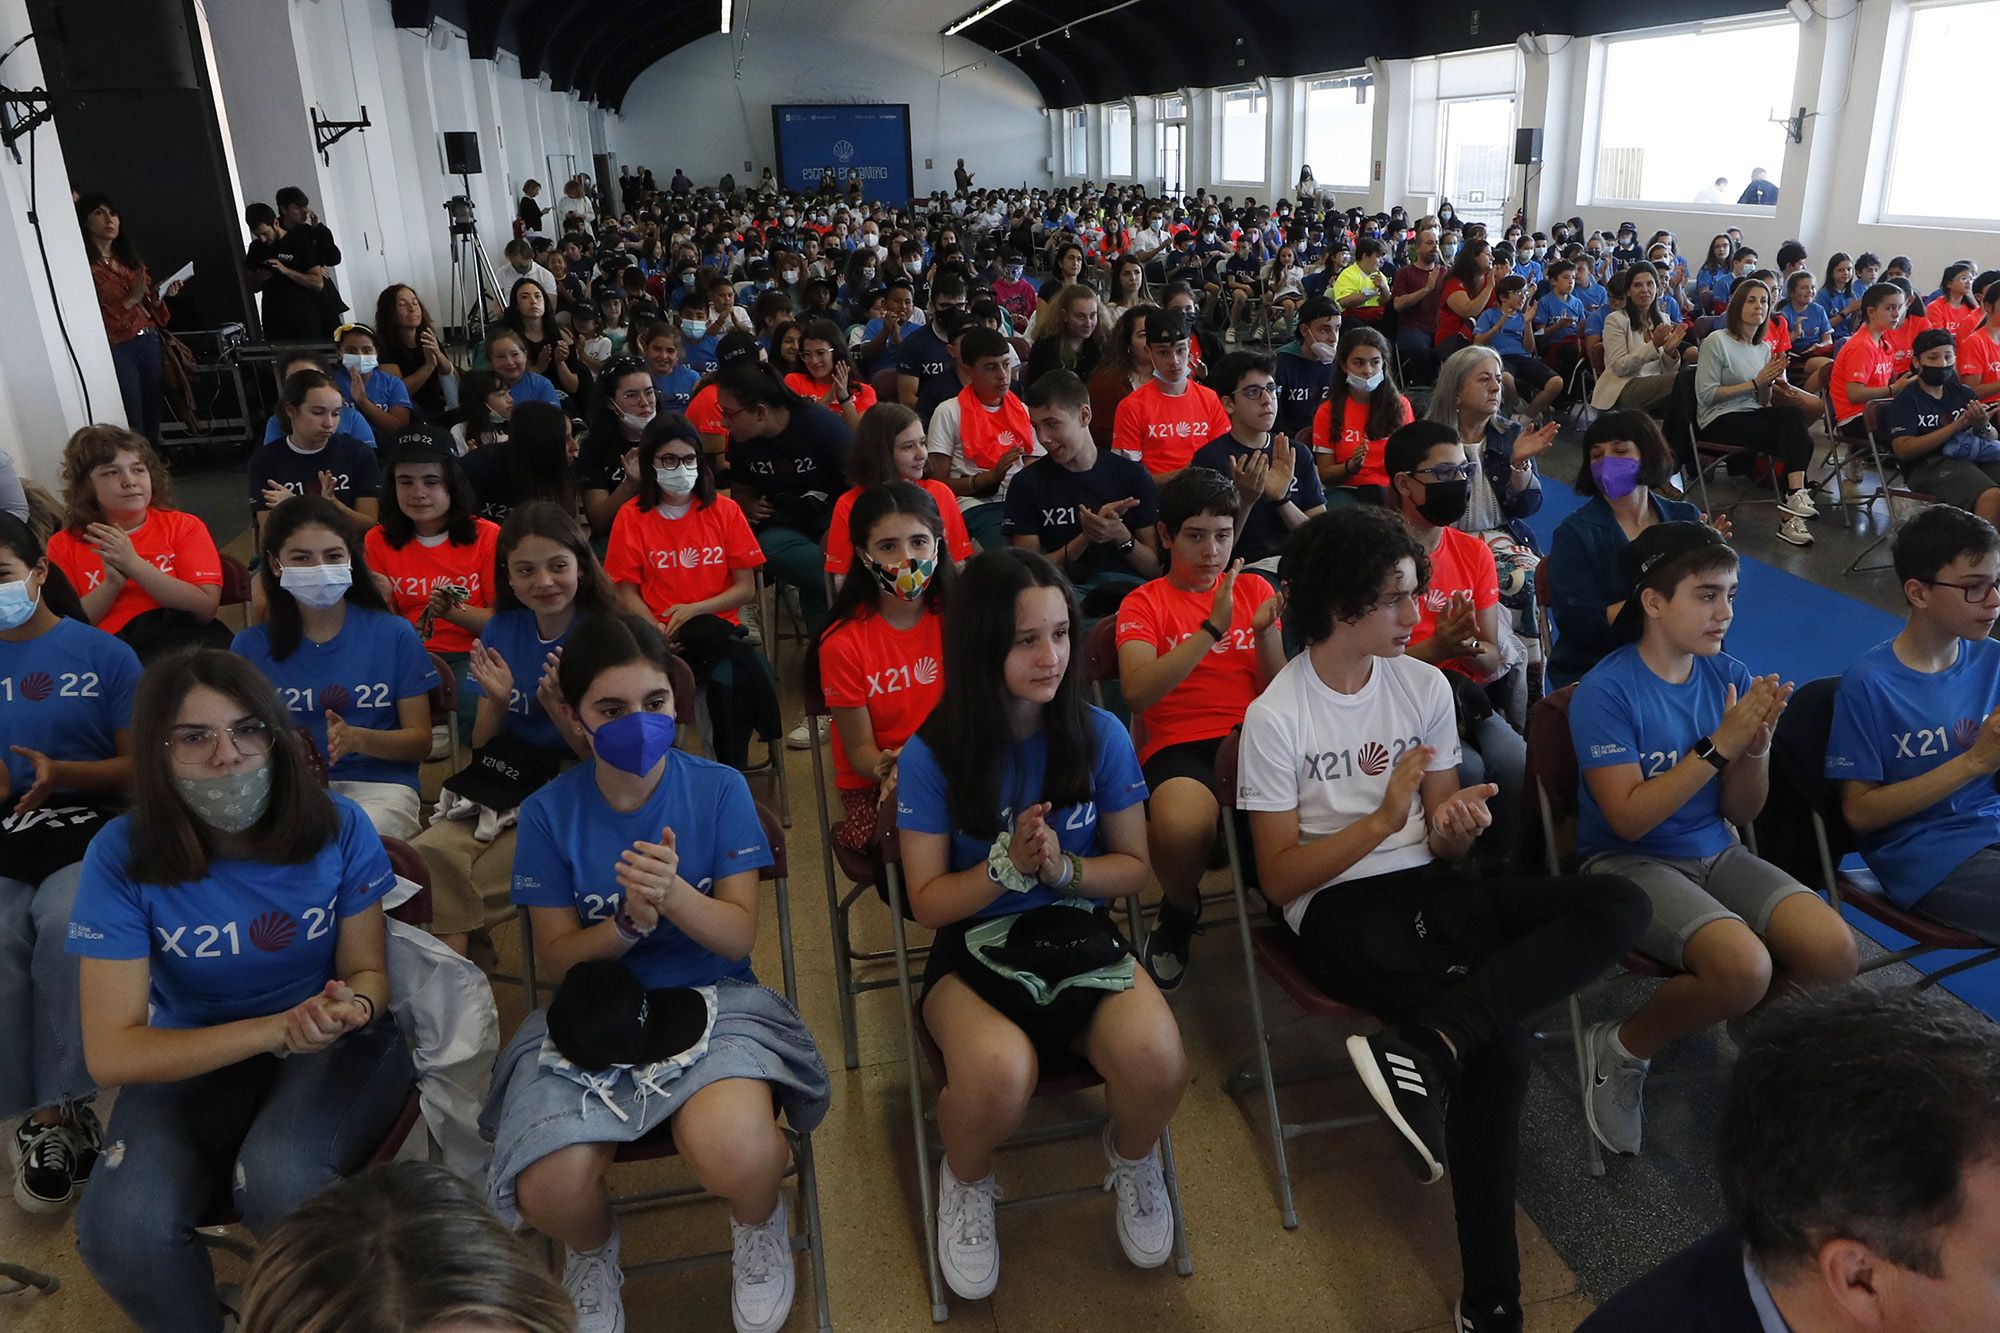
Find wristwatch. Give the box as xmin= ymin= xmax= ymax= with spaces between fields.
xmin=1691 ymin=736 xmax=1730 ymax=771
xmin=1117 ymin=537 xmax=1137 ymax=555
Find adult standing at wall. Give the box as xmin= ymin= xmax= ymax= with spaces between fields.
xmin=77 ymin=194 xmax=182 ymax=450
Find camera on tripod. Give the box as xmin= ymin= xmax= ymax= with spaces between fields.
xmin=444 ymin=195 xmax=477 ymax=236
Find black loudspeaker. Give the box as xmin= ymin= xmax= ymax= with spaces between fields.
xmin=442 ymin=131 xmax=482 ymax=176
xmin=29 ymin=1 xmax=199 ymax=91
xmin=1513 ymin=128 xmax=1544 ymax=166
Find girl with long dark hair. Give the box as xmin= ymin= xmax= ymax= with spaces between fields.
xmin=77 ymin=193 xmax=181 ymax=447
xmin=1311 ymin=326 xmax=1415 ymax=502
xmin=373 ymin=283 xmax=455 ymax=419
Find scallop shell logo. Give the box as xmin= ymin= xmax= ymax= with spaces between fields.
xmin=1357 ymin=741 xmax=1389 ymax=776
xmin=19 ymin=671 xmax=52 ymax=702
xmin=833 ymin=139 xmax=856 ymax=164
xmin=321 ymin=683 xmax=351 ymax=713
xmin=1956 ymin=717 xmax=1983 ymax=750
xmin=1423 ymin=588 xmax=1452 ymax=613
xmin=249 ymin=910 xmax=297 ymax=953
xmin=913 ymin=656 xmax=939 ymax=686
xmin=680 ymin=547 xmax=702 ymax=569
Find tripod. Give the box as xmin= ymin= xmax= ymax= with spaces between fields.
xmin=445 ymin=174 xmax=504 ymax=354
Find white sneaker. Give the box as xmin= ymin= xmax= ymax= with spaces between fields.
xmin=786 ymin=717 xmax=829 ymax=750
xmin=730 ymin=1195 xmax=795 ymax=1333
xmin=1777 ymin=488 xmax=1819 ymax=519
xmin=1102 ymin=1125 xmax=1174 ymax=1269
xmin=740 ymin=601 xmax=764 ymax=647
xmin=563 ymin=1226 xmax=626 ymax=1333
xmin=428 ymin=723 xmax=452 ymax=761
xmin=1776 ymin=515 xmax=1815 ymax=546
xmin=935 ymin=1160 xmax=999 ymax=1300
xmin=1582 ymin=1021 xmax=1649 ymax=1156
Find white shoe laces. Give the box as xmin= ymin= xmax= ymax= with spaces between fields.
xmin=941 ymin=1173 xmax=997 ymax=1250
xmin=733 ymin=1211 xmax=787 ymax=1286
xmin=565 ymin=1246 xmax=624 ymax=1319
xmin=1106 ymin=1151 xmax=1166 ymax=1220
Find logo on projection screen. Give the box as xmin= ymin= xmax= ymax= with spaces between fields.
xmin=833 ymin=139 xmax=855 ymax=163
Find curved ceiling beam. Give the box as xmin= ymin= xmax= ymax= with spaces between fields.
xmin=586 ymin=15 xmax=726 ymax=107
xmin=551 ymin=0 xmax=687 ymax=90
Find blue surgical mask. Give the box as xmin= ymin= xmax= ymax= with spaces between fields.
xmin=341 ymin=353 xmax=379 ymax=375
xmin=680 ymin=272 xmax=697 ymax=287
xmin=278 ymin=562 xmax=352 ymax=609
xmin=680 ymin=318 xmax=708 ymax=340
xmin=1346 ymin=370 xmax=1384 ymax=393
xmin=588 ymin=710 xmax=677 ymax=776
xmin=0 ymin=577 xmax=40 ymax=631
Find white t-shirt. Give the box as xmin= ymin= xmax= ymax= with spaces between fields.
xmin=925 ymin=395 xmax=1030 ymax=509
xmin=1237 ymin=651 xmax=1461 ymax=930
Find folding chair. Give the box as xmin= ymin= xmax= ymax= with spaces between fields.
xmin=1212 ymin=729 xmax=1378 ymax=1228
xmin=871 ymin=365 xmax=902 ymax=407
xmin=878 ymin=807 xmax=1193 ymax=1321
xmin=715 ymin=571 xmax=793 ymax=826
xmin=1530 ymin=559 xmax=1555 ymax=705
xmin=519 ymin=802 xmax=833 ymax=1331
xmin=1772 ymin=678 xmax=2000 ymax=988
xmin=1670 ymin=367 xmax=1785 ymax=519
xmin=1812 ymin=385 xmax=1875 ymax=515
xmin=217 ymin=554 xmax=253 ymax=630
xmin=426 ymin=650 xmax=462 ymax=776
xmin=1845 ymin=400 xmax=1936 ymax=576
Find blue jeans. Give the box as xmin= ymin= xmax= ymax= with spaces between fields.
xmin=110 ymin=329 xmax=164 ymax=449
xmin=1458 ymin=711 xmax=1527 ymax=870
xmin=1913 ymin=845 xmax=2000 ymax=945
xmin=77 ymin=1021 xmax=414 ymax=1332
xmin=0 ymin=862 xmax=91 ymax=1120
xmin=756 ymin=523 xmax=829 ymax=634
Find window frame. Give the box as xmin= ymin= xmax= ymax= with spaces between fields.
xmin=1216 ymin=83 xmax=1270 ymax=187
xmin=1876 ymin=0 xmax=2000 ymax=229
xmin=1104 ymin=101 xmax=1133 ymax=179
xmin=1299 ymin=70 xmax=1376 ymax=192
xmin=1065 ymin=108 xmax=1089 ymax=178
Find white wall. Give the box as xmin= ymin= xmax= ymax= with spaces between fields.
xmin=616 ymin=27 xmax=1052 ymax=197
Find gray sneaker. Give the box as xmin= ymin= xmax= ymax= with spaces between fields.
xmin=1582 ymin=1020 xmax=1649 ymax=1155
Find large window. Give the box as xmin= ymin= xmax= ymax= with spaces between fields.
xmin=1301 ymin=74 xmax=1374 ymax=191
xmin=1066 ymin=109 xmax=1087 ymax=177
xmin=1440 ymin=95 xmax=1515 ymax=231
xmin=1593 ymin=20 xmax=1798 ymax=207
xmin=1105 ymin=103 xmax=1132 ymax=178
xmin=1219 ymin=86 xmax=1268 ymax=183
xmin=1156 ymin=95 xmax=1186 ymax=190
xmin=1884 ymin=1 xmax=2000 ymax=224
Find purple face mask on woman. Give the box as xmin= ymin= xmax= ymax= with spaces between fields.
xmin=1591 ymin=454 xmax=1643 ymax=500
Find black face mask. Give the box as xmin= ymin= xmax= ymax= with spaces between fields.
xmin=1416 ymin=479 xmax=1471 ymax=527
xmin=1919 ymin=364 xmax=1958 ymax=387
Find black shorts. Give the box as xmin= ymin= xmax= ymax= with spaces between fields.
xmin=1502 ymin=354 xmax=1557 ymax=395
xmin=1141 ymin=735 xmax=1226 ymax=800
xmin=920 ymin=912 xmax=1132 ymax=1066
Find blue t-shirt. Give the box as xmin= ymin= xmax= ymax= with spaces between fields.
xmin=468 ymin=609 xmax=573 ymax=752
xmin=264 ymin=404 xmax=375 ymax=451
xmin=1826 ymin=637 xmax=2000 ymax=905
xmin=1572 ymin=644 xmax=1755 ymax=861
xmin=1780 ymin=300 xmax=1831 ymax=350
xmin=654 ymin=365 xmax=700 ymax=411
xmin=1576 ymin=278 xmax=1609 ymax=314
xmin=1473 ymin=306 xmax=1531 ymax=359
xmin=0 ymin=617 xmax=141 ymax=794
xmin=66 ymin=796 xmax=395 ymax=1029
xmin=1584 ymin=305 xmax=1613 ymax=338
xmin=508 ymin=373 xmax=563 ymax=407
xmin=341 ymin=368 xmax=414 ymax=420
xmin=895 ymin=706 xmax=1149 ymax=920
xmin=1534 ymin=292 xmax=1584 ymax=340
xmin=683 ymin=335 xmax=721 ymax=376
xmin=510 ymin=751 xmax=774 ymax=988
xmin=232 ymin=609 xmax=438 ymax=789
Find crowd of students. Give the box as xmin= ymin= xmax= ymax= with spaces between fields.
xmin=7 ymin=163 xmax=2000 ymax=1333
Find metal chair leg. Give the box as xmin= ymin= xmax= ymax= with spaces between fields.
xmin=1223 ymin=811 xmax=1299 ymax=1228
xmin=886 ymin=866 xmax=950 ymax=1323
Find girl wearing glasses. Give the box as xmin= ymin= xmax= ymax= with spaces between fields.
xmin=67 ymin=648 xmax=414 ymax=1333
xmin=232 ymin=497 xmax=439 ymax=841
xmin=0 ymin=513 xmax=139 ymax=1216
xmin=578 ymin=359 xmax=657 ymax=537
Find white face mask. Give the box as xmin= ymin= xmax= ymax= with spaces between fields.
xmin=619 ymin=405 xmax=656 ymax=434
xmin=1308 ymin=341 xmax=1338 ymax=364
xmin=278 ymin=562 xmax=353 ymax=609
xmin=655 ymin=463 xmax=699 ymax=497
xmin=341 ymin=353 xmax=378 ymax=375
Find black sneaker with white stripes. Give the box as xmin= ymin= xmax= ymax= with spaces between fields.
xmin=13 ymin=1120 xmax=80 ymax=1213
xmin=1345 ymin=1026 xmax=1455 ymax=1185
xmin=1456 ymin=1297 xmax=1524 ymax=1333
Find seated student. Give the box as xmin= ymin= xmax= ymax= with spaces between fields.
xmin=1829 ymin=506 xmax=2000 ymax=945
xmin=483 ymin=613 xmax=828 ymax=1333
xmin=0 ymin=514 xmax=137 ymax=1215
xmin=1531 ymin=260 xmax=1585 ymax=376
xmin=1006 ymin=370 xmax=1163 ymax=610
xmin=720 ymin=363 xmax=852 ymax=635
xmin=1927 ymin=262 xmax=1983 ymax=341
xmin=234 ymin=497 xmax=438 ymax=841
xmin=605 ymin=418 xmax=774 ymax=769
xmin=927 ymin=325 xmax=1040 ymax=550
xmin=1117 ymin=471 xmax=1285 ymax=989
xmin=1330 ymin=237 xmax=1392 ymax=325
xmin=1600 ymin=993 xmax=2000 ymax=1333
xmin=1236 ymin=505 xmax=1648 ymax=1333
xmin=332 ymin=322 xmax=414 ymax=444
xmin=1571 ymin=523 xmax=1857 ymax=1157
xmin=451 ymin=367 xmax=514 ymax=456
xmin=488 ymin=329 xmax=565 ymax=410
xmin=638 ymin=321 xmax=700 ymax=411
xmin=1889 ymin=327 xmax=2000 ymax=524
xmin=1383 ymin=422 xmax=1528 ymax=865
xmin=1471 ymin=275 xmax=1562 ymax=422
xmin=68 ymin=649 xmax=413 ymax=1333
xmin=1883 ymin=277 xmax=1932 ymax=379
xmin=1694 ymin=278 xmax=1819 ymax=546
xmin=1310 ymin=327 xmax=1416 ymax=503
xmin=1088 ymin=306 xmax=1156 ymax=452
xmin=1112 ymin=308 xmax=1230 ymax=479
xmin=784 ymin=317 xmax=876 ymax=429
xmin=1023 ymin=284 xmax=1106 ymax=388
xmin=679 ymin=332 xmax=762 ymax=467
xmin=855 ymin=277 xmax=923 ymax=378
xmin=461 ymin=400 xmax=581 ymax=527
xmin=897 ymin=278 xmax=970 ymax=422
xmin=247 ymin=369 xmax=382 ymax=548
xmin=817 ymin=482 xmax=953 ymax=853
xmin=1191 ymin=351 xmax=1325 ymax=569
xmin=820 ymin=400 xmax=976 ymax=577
xmin=1829 ymin=281 xmax=1913 ymax=430
xmin=46 ymin=425 xmax=224 ymax=654
xmin=264 ymin=352 xmax=376 ymax=449
xmin=415 ymin=503 xmax=606 ymax=956
xmin=1270 ymin=296 xmax=1340 ymax=440
xmin=363 ymin=443 xmax=501 ymax=741
xmin=896 ymin=548 xmax=1184 ymax=1300
xmin=1957 ymin=278 xmax=2000 ymax=405
xmin=1776 ymin=269 xmax=1835 ymax=391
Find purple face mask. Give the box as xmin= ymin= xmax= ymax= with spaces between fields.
xmin=1591 ymin=454 xmax=1643 ymax=500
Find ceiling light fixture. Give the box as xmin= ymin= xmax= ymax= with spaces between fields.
xmin=944 ymin=0 xmax=1016 ymax=36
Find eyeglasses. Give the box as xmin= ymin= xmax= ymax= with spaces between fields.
xmin=166 ymin=721 xmax=276 ymax=763
xmin=1230 ymin=384 xmax=1276 ymax=401
xmin=1412 ymin=463 xmax=1479 ymax=483
xmin=1922 ymin=578 xmax=2000 ymax=603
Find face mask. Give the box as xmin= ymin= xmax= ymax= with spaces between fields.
xmin=1919 ymin=364 xmax=1958 ymax=387
xmin=782 ymin=270 xmax=800 ymax=283
xmin=1347 ymin=370 xmax=1384 ymax=393
xmin=860 ymin=267 xmax=876 ymax=280
xmin=1442 ymin=245 xmax=1460 ymax=260
xmin=866 ymin=552 xmax=937 ymax=602
xmin=0 ymin=577 xmax=40 ymax=631
xmin=279 ymin=562 xmax=353 ymax=609
xmin=1590 ymin=455 xmax=1643 ymax=500
xmin=1308 ymin=341 xmax=1338 ymax=365
xmin=587 ymin=710 xmax=677 ymax=776
xmin=655 ymin=463 xmax=699 ymax=496
xmin=680 ymin=319 xmax=708 ymax=341
xmin=619 ymin=406 xmax=656 ymax=434
xmin=171 ymin=764 xmax=274 ymax=835
xmin=680 ymin=272 xmax=697 ymax=287
xmin=782 ymin=216 xmax=795 ymax=227
xmin=1415 ymin=479 xmax=1470 ymax=527
xmin=341 ymin=353 xmax=379 ymax=375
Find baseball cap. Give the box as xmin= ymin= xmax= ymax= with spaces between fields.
xmin=1143 ymin=307 xmax=1191 ymax=344
xmin=545 ymin=960 xmax=712 ymax=1070
xmin=1610 ymin=521 xmax=1731 ymax=642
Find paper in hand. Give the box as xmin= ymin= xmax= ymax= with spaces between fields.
xmin=159 ymin=261 xmax=194 ymax=290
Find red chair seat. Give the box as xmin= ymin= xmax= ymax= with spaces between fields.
xmin=832 ymin=841 xmax=876 ymax=889
xmin=1838 ymin=872 xmax=1991 ymax=952
xmin=1249 ymin=926 xmax=1371 ymax=1021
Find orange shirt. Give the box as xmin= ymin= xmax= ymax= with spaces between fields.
xmin=822 ymin=481 xmax=974 ymax=573
xmin=783 ymin=372 xmax=878 ymax=417
xmin=363 ymin=519 xmax=501 ymax=654
xmin=1310 ymin=393 xmax=1416 ymax=489
xmin=1958 ymin=325 xmax=2000 ymax=402
xmin=1408 ymin=526 xmax=1499 ymax=681
xmin=1926 ymin=298 xmax=1983 ymax=342
xmin=818 ymin=607 xmax=945 ymax=789
xmin=603 ymin=496 xmax=764 ymax=626
xmin=685 ymin=383 xmax=727 ymax=437
xmin=1111 ymin=379 xmax=1231 ymax=476
xmin=46 ymin=508 xmax=221 ymax=636
xmin=1884 ymin=313 xmax=1930 ymax=377
xmin=1830 ymin=330 xmax=1896 ymax=423
xmin=1115 ymin=574 xmax=1274 ymax=762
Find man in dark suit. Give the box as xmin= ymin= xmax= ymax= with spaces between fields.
xmin=1581 ymin=984 xmax=2000 ymax=1331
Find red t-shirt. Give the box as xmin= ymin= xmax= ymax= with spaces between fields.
xmin=603 ymin=496 xmax=765 ymax=626
xmin=1435 ymin=277 xmax=1471 ymax=345
xmin=1114 ymin=574 xmax=1274 ymax=762
xmin=1958 ymin=326 xmax=2000 ymax=402
xmin=1830 ymin=330 xmax=1896 ymax=423
xmin=685 ymin=383 xmax=727 ymax=437
xmin=1112 ymin=379 xmax=1231 ymax=476
xmin=46 ymin=507 xmax=222 ymax=636
xmin=363 ymin=519 xmax=501 ymax=654
xmin=818 ymin=607 xmax=944 ymax=789
xmin=1884 ymin=313 xmax=1931 ymax=377
xmin=783 ymin=372 xmax=878 ymax=417
xmin=1926 ymin=298 xmax=1982 ymax=342
xmin=1763 ymin=316 xmax=1788 ymax=360
xmin=1310 ymin=394 xmax=1416 ymax=489
xmin=1408 ymin=526 xmax=1499 ymax=681
xmin=822 ymin=481 xmax=973 ymax=573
